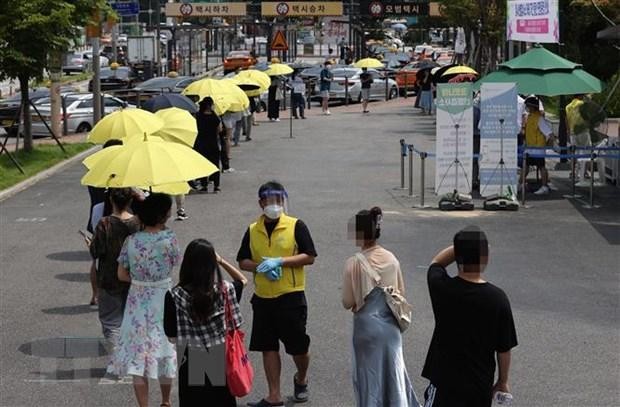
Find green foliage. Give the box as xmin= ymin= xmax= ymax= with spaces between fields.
xmin=593 ymin=71 xmax=620 ymax=118
xmin=0 ymin=143 xmax=93 ymax=190
xmin=561 ymin=1 xmax=620 ymax=82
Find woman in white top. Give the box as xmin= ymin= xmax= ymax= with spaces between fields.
xmin=342 ymin=207 xmax=420 ymax=407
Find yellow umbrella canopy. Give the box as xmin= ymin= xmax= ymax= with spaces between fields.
xmin=232 ymin=69 xmax=271 ymax=97
xmin=81 ymin=135 xmax=218 ymax=188
xmin=264 ymin=63 xmax=294 ymax=76
xmin=153 ymin=107 xmax=198 ymax=147
xmin=87 ymin=109 xmax=164 ymax=144
xmin=441 ymin=65 xmax=478 ymax=77
xmin=150 ymin=182 xmax=191 ymax=195
xmin=182 ymin=78 xmax=249 ymax=113
xmin=353 ymin=58 xmax=384 ymax=69
xmin=82 ymin=144 xmax=191 ymax=194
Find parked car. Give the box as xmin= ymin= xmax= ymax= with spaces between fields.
xmin=88 ymin=67 xmax=137 ymax=92
xmin=316 ymin=68 xmax=399 ymax=103
xmin=113 ymin=75 xmax=196 ymax=106
xmin=63 ymin=51 xmax=109 ymax=74
xmin=394 ymin=62 xmax=424 ymax=95
xmin=131 ymin=75 xmax=195 ymax=93
xmin=29 ymin=93 xmax=134 ymax=135
xmin=0 ymin=89 xmax=70 ymax=136
xmin=223 ymin=50 xmax=257 ymax=73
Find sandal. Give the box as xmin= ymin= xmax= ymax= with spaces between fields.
xmin=293 ymin=373 xmax=309 ymax=402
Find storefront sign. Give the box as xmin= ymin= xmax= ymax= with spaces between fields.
xmin=165 ymin=2 xmax=247 ymax=17
xmin=261 ymin=2 xmax=343 ymax=17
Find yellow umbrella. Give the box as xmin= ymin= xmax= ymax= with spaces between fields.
xmin=182 ymin=78 xmax=249 ymax=113
xmin=264 ymin=63 xmax=294 ymax=76
xmin=81 ymin=135 xmax=218 ymax=188
xmin=82 ymin=144 xmax=191 ymax=194
xmin=87 ymin=109 xmax=164 ymax=144
xmin=150 ymin=182 xmax=191 ymax=195
xmin=441 ymin=65 xmax=478 ymax=77
xmin=354 ymin=58 xmax=384 ymax=69
xmin=232 ymin=69 xmax=271 ymax=97
xmin=235 ymin=69 xmax=271 ymax=89
xmin=153 ymin=108 xmax=197 ymax=147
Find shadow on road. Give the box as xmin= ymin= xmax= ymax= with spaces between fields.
xmin=46 ymin=250 xmax=91 ymax=262
xmin=41 ymin=304 xmax=97 ymax=315
xmin=54 ymin=272 xmax=90 ymax=283
xmin=19 ymin=337 xmax=107 ymax=358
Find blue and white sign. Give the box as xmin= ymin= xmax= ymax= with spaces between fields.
xmin=112 ymin=2 xmax=140 ymax=16
xmin=479 ymin=83 xmax=519 ymax=197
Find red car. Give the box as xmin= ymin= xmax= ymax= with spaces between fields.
xmin=394 ymin=62 xmax=422 ymax=95
xmin=223 ymin=50 xmax=257 ymax=73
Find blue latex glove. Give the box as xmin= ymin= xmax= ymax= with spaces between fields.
xmin=256 ymin=257 xmax=283 ymax=274
xmin=266 ymin=266 xmax=283 ymax=281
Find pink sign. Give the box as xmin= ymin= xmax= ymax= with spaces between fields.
xmin=516 ymin=18 xmax=549 ymax=34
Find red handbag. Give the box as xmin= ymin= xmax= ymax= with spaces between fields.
xmin=223 ymin=284 xmax=254 ymax=397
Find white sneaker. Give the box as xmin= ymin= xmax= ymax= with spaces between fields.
xmin=548 ymin=182 xmax=558 ymax=191
xmin=274 ymin=118 xmax=280 ymax=122
xmin=534 ymin=185 xmax=550 ymax=195
xmin=324 ymin=110 xmax=331 ymax=116
xmin=223 ymin=168 xmax=235 ymax=173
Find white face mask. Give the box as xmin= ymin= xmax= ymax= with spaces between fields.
xmin=263 ymin=204 xmax=283 ymax=220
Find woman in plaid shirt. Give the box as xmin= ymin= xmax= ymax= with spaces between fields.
xmin=164 ymin=239 xmax=246 ymax=406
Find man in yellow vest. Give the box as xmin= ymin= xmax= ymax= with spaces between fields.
xmin=237 ymin=181 xmax=317 ymax=407
xmin=521 ymin=96 xmax=554 ymax=195
xmin=565 ymin=94 xmax=591 ymax=182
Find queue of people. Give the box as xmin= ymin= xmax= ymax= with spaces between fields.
xmin=84 ymin=177 xmax=517 ymax=407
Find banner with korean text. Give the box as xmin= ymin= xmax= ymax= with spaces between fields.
xmin=479 ymin=83 xmax=519 ymax=197
xmin=435 ymin=83 xmax=474 ymax=195
xmin=507 ymin=0 xmax=559 ymax=43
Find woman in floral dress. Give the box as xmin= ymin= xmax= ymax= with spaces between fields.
xmin=107 ymin=193 xmax=180 ymax=407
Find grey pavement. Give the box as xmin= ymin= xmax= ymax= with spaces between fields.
xmin=1 ymin=97 xmax=619 ymax=406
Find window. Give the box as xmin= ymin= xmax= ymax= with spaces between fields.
xmin=78 ymin=99 xmax=94 ymax=108
xmin=104 ymin=97 xmax=123 ymax=107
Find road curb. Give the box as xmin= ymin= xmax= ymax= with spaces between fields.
xmin=0 ymin=145 xmax=98 ymax=202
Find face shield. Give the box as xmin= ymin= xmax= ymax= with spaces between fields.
xmin=259 ymin=189 xmax=289 ymax=220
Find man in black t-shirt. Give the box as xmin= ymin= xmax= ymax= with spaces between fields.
xmin=359 ymin=67 xmax=373 ymax=114
xmin=237 ymin=181 xmax=317 ymax=407
xmin=422 ymin=226 xmax=518 ymax=407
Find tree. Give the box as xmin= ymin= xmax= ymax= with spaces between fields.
xmin=436 ymin=0 xmax=506 ymax=73
xmin=560 ymin=0 xmax=619 ymax=82
xmin=0 ymin=0 xmax=109 ymax=152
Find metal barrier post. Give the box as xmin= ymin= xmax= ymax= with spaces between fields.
xmin=385 ymin=74 xmax=389 ymax=101
xmin=408 ymin=144 xmax=414 ymax=196
xmin=420 ymin=152 xmax=426 ymax=206
xmin=563 ymin=145 xmax=582 ymax=199
xmin=521 ymin=151 xmax=527 ymax=207
xmin=345 ymin=76 xmax=349 ymax=106
xmin=413 ymin=151 xmax=429 ymax=208
xmin=583 ymin=147 xmax=599 ymax=208
xmin=399 ymin=139 xmax=406 ymax=189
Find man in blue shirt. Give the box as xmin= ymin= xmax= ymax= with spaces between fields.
xmin=319 ymin=61 xmax=333 ymax=115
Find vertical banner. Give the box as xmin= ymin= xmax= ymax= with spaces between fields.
xmin=507 ymin=0 xmax=559 ymax=43
xmin=435 ymin=83 xmax=474 ymax=195
xmin=479 ymin=83 xmax=519 ymax=197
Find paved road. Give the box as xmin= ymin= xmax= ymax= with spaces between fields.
xmin=1 ymin=97 xmax=619 ymax=406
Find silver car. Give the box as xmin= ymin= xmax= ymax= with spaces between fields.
xmin=30 ymin=93 xmax=134 ymax=135
xmin=321 ymin=68 xmax=399 ymax=103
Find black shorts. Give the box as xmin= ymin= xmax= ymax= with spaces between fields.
xmin=249 ymin=292 xmax=310 ymax=355
xmin=526 ymin=156 xmax=546 ymax=168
